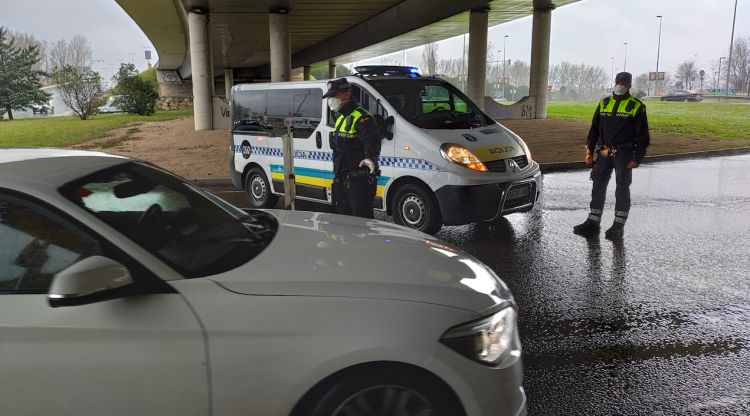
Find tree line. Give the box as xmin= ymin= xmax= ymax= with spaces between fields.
xmin=1 ymin=26 xmax=157 ymax=121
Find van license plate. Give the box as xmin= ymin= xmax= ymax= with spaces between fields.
xmin=507 ymin=186 xmax=530 ymax=200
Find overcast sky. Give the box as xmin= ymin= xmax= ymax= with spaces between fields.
xmin=2 ymin=0 xmax=748 ymax=83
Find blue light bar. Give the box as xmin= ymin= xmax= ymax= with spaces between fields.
xmin=354 ymin=65 xmax=421 ymax=77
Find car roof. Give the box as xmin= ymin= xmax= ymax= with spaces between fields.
xmin=0 ymin=148 xmax=130 ymax=188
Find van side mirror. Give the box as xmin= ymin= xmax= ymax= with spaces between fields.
xmin=48 ymin=256 xmax=135 ymax=307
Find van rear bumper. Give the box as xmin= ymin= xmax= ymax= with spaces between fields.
xmin=230 ymin=151 xmax=243 ymax=189
xmin=435 ymin=175 xmax=540 ymax=226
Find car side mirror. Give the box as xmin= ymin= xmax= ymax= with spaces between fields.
xmin=48 ymin=256 xmax=135 ymax=308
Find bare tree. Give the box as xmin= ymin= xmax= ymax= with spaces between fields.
xmin=421 ymin=42 xmax=439 ymax=75
xmin=675 ymin=59 xmax=698 ymax=90
xmin=508 ymin=60 xmax=530 ymax=89
xmin=10 ymin=31 xmax=49 ymax=76
xmin=550 ymin=61 xmax=609 ymax=100
xmin=51 ymin=66 xmax=103 ymax=120
xmin=49 ymin=35 xmax=90 ymax=71
xmin=728 ymin=36 xmax=750 ymax=92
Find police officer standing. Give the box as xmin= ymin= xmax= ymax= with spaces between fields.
xmin=322 ymin=78 xmax=381 ymax=218
xmin=574 ymin=72 xmax=650 ymax=239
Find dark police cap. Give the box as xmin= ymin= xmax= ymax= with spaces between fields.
xmin=322 ymin=78 xmax=351 ymax=98
xmin=615 ymin=72 xmax=632 ymax=84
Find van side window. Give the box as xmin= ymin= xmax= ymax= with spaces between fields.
xmin=268 ymin=89 xmax=322 ymax=139
xmin=232 ymin=89 xmax=268 ymax=134
xmin=354 ymin=86 xmax=389 ymax=119
xmin=327 ymin=85 xmax=388 ymax=127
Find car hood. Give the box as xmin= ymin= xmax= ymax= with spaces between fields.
xmin=209 ymin=210 xmax=513 ymax=313
xmin=426 ymin=124 xmax=526 ymax=162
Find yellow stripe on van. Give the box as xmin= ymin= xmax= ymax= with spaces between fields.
xmin=271 ymin=172 xmax=385 ymax=198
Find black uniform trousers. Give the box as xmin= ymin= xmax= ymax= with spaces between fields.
xmin=590 ymin=149 xmax=632 ymax=221
xmin=333 ymin=174 xmax=376 ymax=219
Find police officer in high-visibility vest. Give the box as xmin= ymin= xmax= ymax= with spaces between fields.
xmin=574 ymin=72 xmax=650 ymax=239
xmin=322 ymin=78 xmax=381 ymax=218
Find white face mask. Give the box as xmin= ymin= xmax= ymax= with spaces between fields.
xmin=613 ymin=85 xmax=629 ymax=95
xmin=327 ymin=97 xmax=342 ymax=111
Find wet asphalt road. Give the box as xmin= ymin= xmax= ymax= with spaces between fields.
xmin=217 ymin=154 xmax=750 ymax=415
xmin=435 ymin=154 xmax=750 ymax=415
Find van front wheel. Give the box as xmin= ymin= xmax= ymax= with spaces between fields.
xmin=392 ymin=183 xmax=442 ymax=235
xmin=244 ymin=167 xmax=278 ymax=208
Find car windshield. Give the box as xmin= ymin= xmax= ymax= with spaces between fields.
xmin=60 ymin=162 xmax=278 ymax=278
xmin=367 ymin=78 xmax=494 ymax=129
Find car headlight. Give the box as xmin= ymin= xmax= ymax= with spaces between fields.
xmin=440 ymin=144 xmax=488 ymax=172
xmin=440 ymin=307 xmax=518 ymax=366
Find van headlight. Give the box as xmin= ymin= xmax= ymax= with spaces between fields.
xmin=440 ymin=307 xmax=518 ymax=366
xmin=513 ymin=136 xmax=532 ymax=163
xmin=440 ymin=144 xmax=488 ymax=172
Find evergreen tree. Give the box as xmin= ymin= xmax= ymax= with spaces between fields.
xmin=0 ymin=26 xmax=50 ymax=120
xmin=112 ymin=63 xmax=158 ymax=115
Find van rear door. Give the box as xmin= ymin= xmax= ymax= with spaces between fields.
xmin=266 ymin=86 xmax=327 ymax=201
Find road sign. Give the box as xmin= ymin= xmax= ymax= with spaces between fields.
xmin=649 ymin=72 xmax=666 ymax=81
xmin=547 ymin=85 xmax=552 ymax=92
xmin=145 ymin=50 xmax=152 ymax=60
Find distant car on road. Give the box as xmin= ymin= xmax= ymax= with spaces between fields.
xmin=660 ymin=90 xmax=704 ymax=102
xmin=0 ymin=149 xmax=525 ymax=416
xmin=97 ymin=95 xmax=124 ymax=113
xmin=31 ymin=99 xmax=54 ymax=115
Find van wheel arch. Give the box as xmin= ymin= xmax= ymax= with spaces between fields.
xmin=241 ymin=162 xmax=264 ymax=189
xmin=290 ymin=361 xmax=465 ymax=416
xmin=385 ymin=176 xmax=434 ymax=216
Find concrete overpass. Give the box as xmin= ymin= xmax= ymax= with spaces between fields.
xmin=116 ymin=0 xmax=579 ymax=130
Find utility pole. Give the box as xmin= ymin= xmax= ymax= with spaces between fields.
xmin=503 ymin=35 xmax=509 ymax=99
xmin=725 ymin=0 xmax=738 ymax=99
xmin=461 ymin=34 xmax=467 ymax=92
xmin=655 ymin=15 xmax=663 ymax=95
xmin=610 ymin=57 xmax=615 ymax=88
xmin=623 ymin=42 xmax=628 ymax=72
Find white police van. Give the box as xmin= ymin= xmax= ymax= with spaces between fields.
xmin=229 ymin=66 xmax=541 ymax=234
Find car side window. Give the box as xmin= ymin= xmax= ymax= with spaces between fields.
xmin=0 ymin=193 xmax=102 ymax=294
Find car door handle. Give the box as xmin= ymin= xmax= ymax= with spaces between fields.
xmin=316 ymin=131 xmax=322 ymax=149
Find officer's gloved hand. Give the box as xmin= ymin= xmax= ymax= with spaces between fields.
xmin=359 ymin=158 xmax=376 ymax=174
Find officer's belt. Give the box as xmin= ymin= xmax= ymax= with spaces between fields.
xmin=336 ymin=167 xmax=380 ymax=180
xmin=596 ymin=143 xmax=633 ymax=151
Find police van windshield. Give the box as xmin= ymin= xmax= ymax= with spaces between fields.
xmin=367 ymin=79 xmax=494 ymax=129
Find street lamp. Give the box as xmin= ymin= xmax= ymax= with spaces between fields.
xmin=503 ymin=35 xmax=509 ymax=85
xmin=623 ymin=42 xmax=628 ymax=72
xmin=725 ymin=0 xmax=738 ymax=98
xmin=655 ymin=15 xmax=663 ymax=96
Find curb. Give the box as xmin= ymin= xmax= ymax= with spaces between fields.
xmin=194 ymin=147 xmax=750 ymax=186
xmin=539 ymin=146 xmax=750 ymax=173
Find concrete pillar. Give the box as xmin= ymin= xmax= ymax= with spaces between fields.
xmin=467 ymin=8 xmax=489 ymax=111
xmin=269 ymin=9 xmax=291 ymax=82
xmin=224 ymin=68 xmax=233 ymax=99
xmin=529 ymin=6 xmax=553 ymax=119
xmin=303 ymin=65 xmax=311 ymax=80
xmin=188 ymin=10 xmax=212 ymax=130
xmin=328 ymin=60 xmax=336 ymax=79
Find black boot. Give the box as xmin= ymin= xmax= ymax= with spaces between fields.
xmin=573 ymin=219 xmax=600 ymax=236
xmin=605 ymin=222 xmax=625 ymax=240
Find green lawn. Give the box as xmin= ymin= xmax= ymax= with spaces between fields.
xmin=547 ymin=100 xmax=750 ymax=140
xmin=0 ymin=110 xmax=193 ymax=147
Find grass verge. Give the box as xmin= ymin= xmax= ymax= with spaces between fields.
xmin=547 ymin=100 xmax=750 ymax=140
xmin=0 ymin=109 xmax=193 ymax=147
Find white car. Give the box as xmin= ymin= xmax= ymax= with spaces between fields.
xmin=0 ymin=149 xmax=525 ymax=416
xmin=98 ymin=95 xmax=124 ymax=113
